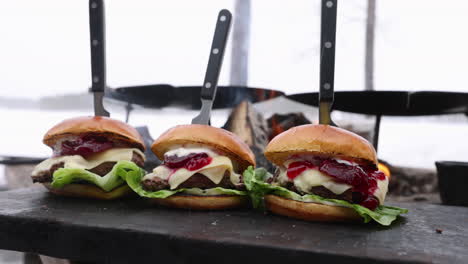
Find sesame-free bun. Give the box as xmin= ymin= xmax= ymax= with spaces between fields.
xmin=265 ymin=195 xmax=361 ymax=222
xmin=43 ymin=116 xmax=145 ymax=151
xmin=150 ymin=195 xmax=248 ymax=210
xmin=265 ymin=124 xmax=377 ymax=166
xmin=151 ymin=124 xmax=255 ymax=171
xmin=43 ymin=183 xmax=133 ymax=200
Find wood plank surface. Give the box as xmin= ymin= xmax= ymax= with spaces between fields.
xmin=0 ymin=187 xmax=466 ymax=264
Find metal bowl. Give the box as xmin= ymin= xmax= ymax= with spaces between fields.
xmin=436 ymin=161 xmax=468 ymax=206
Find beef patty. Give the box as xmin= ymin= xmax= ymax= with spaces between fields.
xmin=32 ymin=151 xmax=144 ymax=183
xmin=141 ymin=170 xmax=245 ymax=192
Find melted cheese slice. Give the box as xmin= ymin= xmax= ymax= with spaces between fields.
xmin=32 ymin=148 xmax=145 ymax=176
xmin=277 ymin=165 xmax=389 ymax=204
xmin=277 ymin=168 xmax=352 ymax=194
xmin=143 ymin=156 xmax=240 ymax=190
xmin=374 ymin=177 xmax=389 ymax=203
xmin=165 ymin=145 xmax=218 ymax=158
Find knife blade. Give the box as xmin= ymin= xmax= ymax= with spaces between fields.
xmin=318 ymin=0 xmax=338 ymax=126
xmin=89 ymin=0 xmax=110 ymax=117
xmin=192 ymin=9 xmax=232 ymax=125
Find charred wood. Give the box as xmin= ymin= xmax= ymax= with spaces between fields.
xmin=223 ymin=101 xmax=273 ymax=171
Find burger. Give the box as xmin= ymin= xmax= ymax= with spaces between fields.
xmin=124 ymin=124 xmax=255 ymax=210
xmin=244 ymin=124 xmax=407 ymax=225
xmin=31 ymin=116 xmax=146 ymax=199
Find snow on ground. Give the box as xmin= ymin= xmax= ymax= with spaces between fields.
xmin=0 ymin=249 xmax=22 ymax=264
xmin=1 ymin=101 xmax=467 ymax=172
xmin=378 ymin=119 xmax=468 ymax=169
xmin=0 ymin=166 xmax=5 ymax=187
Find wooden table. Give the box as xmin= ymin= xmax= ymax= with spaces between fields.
xmin=0 ymin=187 xmax=467 ymax=264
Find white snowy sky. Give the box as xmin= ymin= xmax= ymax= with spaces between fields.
xmin=1 ymin=0 xmax=468 ymax=171
xmin=1 ymin=0 xmax=467 ymax=98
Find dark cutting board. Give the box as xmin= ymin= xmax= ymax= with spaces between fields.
xmin=0 ymin=187 xmax=466 ymax=264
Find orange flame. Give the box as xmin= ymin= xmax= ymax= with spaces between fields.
xmin=269 ymin=117 xmax=286 ymax=140
xmin=378 ymin=163 xmax=391 ymax=178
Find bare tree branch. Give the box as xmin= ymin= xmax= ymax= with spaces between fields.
xmin=365 ymin=0 xmax=376 ymax=91
xmin=229 ymin=0 xmax=250 ymax=86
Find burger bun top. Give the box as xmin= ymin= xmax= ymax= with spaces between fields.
xmin=264 ymin=124 xmax=377 ymax=166
xmin=43 ymin=116 xmax=145 ymax=151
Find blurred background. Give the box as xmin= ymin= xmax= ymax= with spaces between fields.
xmin=1 ymin=0 xmax=468 ymax=262
xmin=1 ymin=0 xmax=468 ymax=188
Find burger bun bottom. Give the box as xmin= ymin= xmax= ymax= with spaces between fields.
xmin=43 ymin=183 xmax=133 ymax=200
xmin=265 ymin=195 xmax=361 ymax=222
xmin=151 ymin=195 xmax=248 ymax=210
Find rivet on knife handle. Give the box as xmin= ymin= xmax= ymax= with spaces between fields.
xmin=192 ymin=9 xmax=232 ymax=125
xmin=89 ymin=0 xmax=110 ymax=117
xmin=318 ymin=0 xmax=337 ymax=126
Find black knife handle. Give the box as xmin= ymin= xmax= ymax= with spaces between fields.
xmin=319 ymin=0 xmax=337 ymax=104
xmin=200 ymin=9 xmax=232 ymax=100
xmin=89 ymin=0 xmax=106 ymax=93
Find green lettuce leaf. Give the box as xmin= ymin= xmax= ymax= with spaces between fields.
xmin=243 ymin=166 xmax=408 ymax=226
xmin=243 ymin=166 xmax=273 ymax=209
xmin=51 ymin=160 xmax=145 ymax=192
xmin=121 ymin=166 xmax=247 ymax=198
xmin=51 ymin=160 xmax=247 ymax=198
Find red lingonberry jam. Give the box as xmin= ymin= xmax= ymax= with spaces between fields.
xmin=287 ymin=161 xmax=317 ymax=179
xmin=360 ymin=196 xmax=379 ymax=210
xmin=287 ymin=159 xmax=386 ymax=210
xmin=164 ymin=153 xmax=212 ymax=171
xmin=54 ymin=135 xmax=113 ymax=157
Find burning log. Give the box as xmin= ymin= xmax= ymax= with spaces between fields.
xmin=267 ymin=113 xmax=311 ymax=140
xmin=223 ymin=101 xmax=273 ymax=171
xmin=223 ymin=105 xmax=316 ymax=172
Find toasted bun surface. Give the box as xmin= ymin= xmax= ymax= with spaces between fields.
xmin=151 ymin=124 xmax=255 ymax=171
xmin=43 ymin=116 xmax=145 ymax=151
xmin=43 ymin=183 xmax=133 ymax=200
xmin=150 ymin=195 xmax=248 ymax=210
xmin=265 ymin=124 xmax=377 ymax=166
xmin=265 ymin=195 xmax=361 ymax=222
